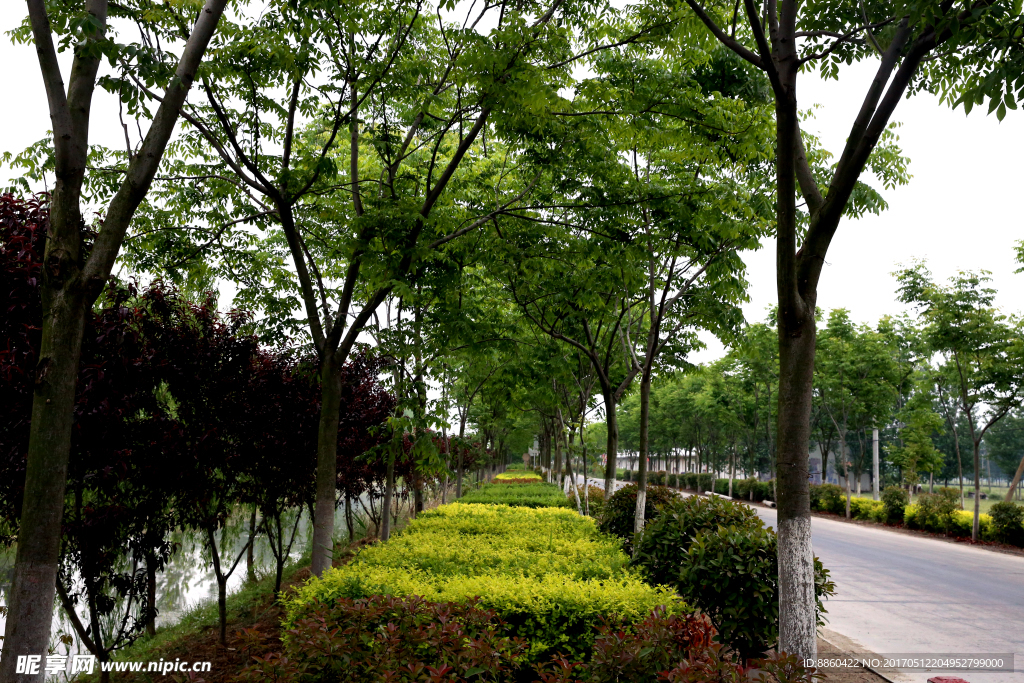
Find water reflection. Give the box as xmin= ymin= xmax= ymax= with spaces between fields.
xmin=0 ymin=503 xmax=361 ymax=665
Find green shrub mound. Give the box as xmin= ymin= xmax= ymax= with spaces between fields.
xmin=570 ymin=484 xmax=606 ymax=517
xmin=460 ymin=482 xmax=572 ymax=508
xmin=632 ymin=496 xmax=760 ymax=587
xmin=598 ymin=483 xmax=677 ymax=552
xmin=632 ymin=496 xmax=835 ymax=661
xmin=809 ymin=483 xmax=845 ymax=514
xmin=907 ymin=487 xmax=960 ymax=533
xmin=881 ymin=486 xmax=909 ymax=523
xmin=730 ymin=478 xmax=774 ymax=501
xmin=288 ymin=503 xmax=682 ymax=662
xmin=990 ymin=501 xmax=1024 ymax=546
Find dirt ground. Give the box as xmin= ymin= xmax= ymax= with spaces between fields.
xmin=817 ymin=637 xmax=892 ymax=683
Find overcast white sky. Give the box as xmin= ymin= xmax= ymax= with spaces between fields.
xmin=2 ymin=11 xmax=1022 ymax=366
xmin=698 ymin=61 xmax=1024 ymax=362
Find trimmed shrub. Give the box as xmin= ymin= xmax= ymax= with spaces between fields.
xmin=240 ymin=601 xmax=819 ymax=683
xmin=880 ymin=485 xmax=909 ymax=524
xmin=903 ymin=503 xmax=994 ymax=539
xmin=598 ymin=484 xmax=678 ymax=552
xmin=495 ymin=470 xmax=541 ymax=482
xmin=809 ymin=483 xmax=845 ymax=514
xmin=752 ymin=480 xmax=775 ymax=502
xmin=732 ymin=478 xmax=754 ymax=500
xmin=675 ymin=523 xmax=834 ymax=661
xmin=990 ymin=501 xmax=1024 ymax=546
xmin=632 ymin=495 xmax=836 ymax=660
xmin=241 ymin=595 xmax=530 ymax=683
xmin=288 ymin=504 xmax=682 ymax=662
xmin=493 ymin=477 xmax=545 ymax=485
xmin=460 ymin=482 xmax=572 ymax=508
xmin=571 ymin=484 xmax=607 ymax=518
xmin=849 ymin=497 xmax=883 ymax=521
xmin=907 ymin=487 xmax=960 ymax=534
xmin=632 ymin=496 xmax=761 ymax=587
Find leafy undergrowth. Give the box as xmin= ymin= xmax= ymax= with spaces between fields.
xmin=90 ymin=539 xmax=373 ymax=683
xmin=239 ymin=598 xmax=818 ymax=683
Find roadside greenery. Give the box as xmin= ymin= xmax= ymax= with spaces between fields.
xmin=633 ymin=496 xmax=835 ymax=661
xmin=460 ymin=482 xmax=571 ymax=508
xmin=287 ymin=503 xmax=682 ymax=662
xmin=3 ymin=0 xmax=1024 ymax=671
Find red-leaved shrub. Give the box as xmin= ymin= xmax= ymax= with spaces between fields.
xmin=233 ymin=598 xmax=820 ymax=683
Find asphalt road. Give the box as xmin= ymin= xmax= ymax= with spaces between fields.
xmin=755 ymin=505 xmax=1024 ymax=683
xmin=580 ymin=477 xmax=1024 ymax=683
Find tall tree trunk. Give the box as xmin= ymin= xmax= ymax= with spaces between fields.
xmin=380 ymin=450 xmax=396 ymax=541
xmin=553 ymin=426 xmax=563 ymax=490
xmin=842 ymin=430 xmax=851 ymax=518
xmin=972 ymin=440 xmax=982 ymax=541
xmin=603 ymin=391 xmax=620 ymax=496
xmin=1005 ymin=454 xmax=1024 ymax=503
xmin=345 ymin=493 xmax=354 ymax=542
xmin=728 ymin=448 xmax=735 ymax=499
xmin=146 ymin=552 xmax=158 ymax=636
xmin=311 ymin=354 xmax=341 ymax=576
xmin=456 ymin=412 xmax=467 ymax=498
xmin=2 ymin=289 xmax=89 ymax=681
xmin=246 ymin=508 xmax=257 ymax=583
xmin=776 ymin=302 xmax=818 ymax=661
xmin=1 ymin=3 xmax=229 ymax=674
xmin=633 ymin=369 xmax=652 ymax=535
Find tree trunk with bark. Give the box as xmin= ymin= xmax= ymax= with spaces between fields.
xmin=602 ymin=391 xmax=620 ymax=497
xmin=1006 ymin=455 xmax=1024 ymax=502
xmin=311 ymin=354 xmax=342 ymax=576
xmin=380 ymin=449 xmax=396 ymax=541
xmin=776 ymin=302 xmax=818 ymax=661
xmin=0 ymin=3 xmax=228 ymax=677
xmin=633 ymin=369 xmax=652 ymax=535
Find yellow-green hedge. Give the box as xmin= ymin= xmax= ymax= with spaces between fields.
xmin=904 ymin=503 xmax=994 ymax=538
xmin=850 ymin=497 xmax=885 ymax=521
xmin=494 ymin=470 xmax=542 ymax=481
xmin=460 ymin=482 xmax=572 ymax=508
xmin=288 ymin=503 xmax=682 ymax=660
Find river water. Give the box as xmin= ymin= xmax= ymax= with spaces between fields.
xmin=0 ymin=504 xmax=365 ymax=665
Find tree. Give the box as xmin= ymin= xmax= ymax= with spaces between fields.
xmin=814 ymin=310 xmax=898 ymax=516
xmin=119 ymin=0 xmax=614 ymax=576
xmin=898 ymin=264 xmax=1024 ymax=540
xmin=674 ymin=0 xmax=1024 ymax=656
xmin=0 ymin=2 xmax=229 ymax=674
xmin=983 ymin=411 xmax=1024 ymax=501
xmin=887 ymin=389 xmax=944 ymax=493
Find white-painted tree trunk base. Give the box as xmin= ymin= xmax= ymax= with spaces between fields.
xmin=778 ymin=514 xmax=817 ymax=661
